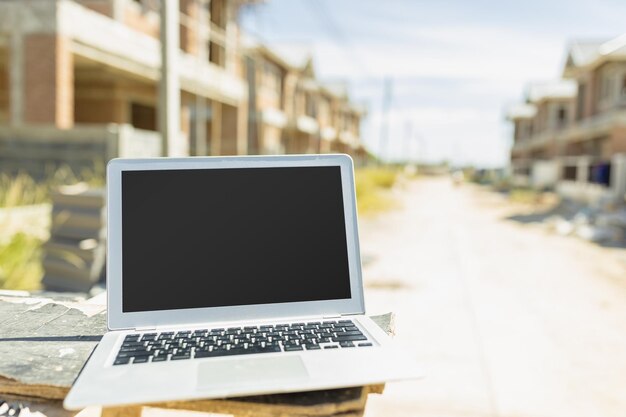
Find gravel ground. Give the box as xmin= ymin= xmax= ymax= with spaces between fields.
xmin=360 ymin=176 xmax=626 ymax=417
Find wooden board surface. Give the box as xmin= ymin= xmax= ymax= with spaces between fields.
xmin=0 ymin=292 xmax=106 ymax=399
xmin=0 ymin=291 xmax=392 ymax=417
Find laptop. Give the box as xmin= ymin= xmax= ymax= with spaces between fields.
xmin=64 ymin=154 xmax=422 ymax=410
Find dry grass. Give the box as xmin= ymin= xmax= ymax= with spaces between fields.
xmin=0 ymin=173 xmax=48 ymax=208
xmin=0 ymin=163 xmax=104 ymax=209
xmin=0 ymin=233 xmax=43 ymax=290
xmin=355 ymin=167 xmax=399 ymax=215
xmin=509 ymin=188 xmax=543 ymax=205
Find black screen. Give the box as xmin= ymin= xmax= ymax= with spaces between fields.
xmin=121 ymin=166 xmax=352 ymax=312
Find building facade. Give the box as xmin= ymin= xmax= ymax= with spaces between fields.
xmin=508 ymin=35 xmax=626 ymax=200
xmin=245 ymin=42 xmax=367 ymax=162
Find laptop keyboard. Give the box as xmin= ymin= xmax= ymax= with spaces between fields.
xmin=113 ymin=319 xmax=373 ymax=366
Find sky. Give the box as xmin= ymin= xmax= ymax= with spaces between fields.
xmin=240 ymin=0 xmax=626 ymax=167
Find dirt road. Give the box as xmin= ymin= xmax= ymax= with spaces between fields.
xmin=360 ymin=177 xmax=626 ymax=417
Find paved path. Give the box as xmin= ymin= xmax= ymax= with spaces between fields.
xmin=360 ymin=177 xmax=626 ymax=417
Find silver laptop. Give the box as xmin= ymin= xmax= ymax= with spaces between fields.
xmin=64 ymin=154 xmax=422 ymax=410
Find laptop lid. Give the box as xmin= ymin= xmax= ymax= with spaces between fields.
xmin=106 ymin=154 xmax=365 ymax=330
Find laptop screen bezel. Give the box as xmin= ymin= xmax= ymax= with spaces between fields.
xmin=106 ymin=154 xmax=365 ymax=330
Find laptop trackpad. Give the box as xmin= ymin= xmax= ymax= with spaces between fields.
xmin=197 ymin=356 xmax=309 ymax=389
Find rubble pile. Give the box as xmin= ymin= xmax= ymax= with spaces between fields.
xmin=545 ymin=197 xmax=626 ymax=245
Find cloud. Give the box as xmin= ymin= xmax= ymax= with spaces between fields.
xmin=312 ymin=25 xmax=565 ymax=82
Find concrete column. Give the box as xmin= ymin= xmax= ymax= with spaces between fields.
xmin=224 ymin=3 xmax=236 ymax=73
xmin=237 ymin=98 xmax=248 ymax=155
xmin=211 ymin=101 xmax=222 ymax=155
xmin=194 ymin=95 xmax=207 ymax=156
xmin=611 ymin=154 xmax=626 ymax=198
xmin=158 ymin=0 xmax=182 ymax=156
xmin=111 ymin=0 xmax=126 ymax=21
xmin=180 ymin=97 xmax=191 ymax=156
xmin=9 ymin=32 xmax=23 ymax=127
xmin=577 ymin=157 xmax=590 ymax=183
xmin=196 ymin=0 xmax=209 ymax=61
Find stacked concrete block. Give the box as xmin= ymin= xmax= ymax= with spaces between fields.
xmin=42 ymin=187 xmax=106 ymax=292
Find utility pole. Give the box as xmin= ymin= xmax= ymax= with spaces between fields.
xmin=158 ymin=0 xmax=181 ymax=157
xmin=378 ymin=77 xmax=392 ymax=165
xmin=403 ymin=120 xmax=412 ymax=165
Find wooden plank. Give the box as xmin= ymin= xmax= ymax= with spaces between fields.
xmin=147 ymin=386 xmax=372 ymax=417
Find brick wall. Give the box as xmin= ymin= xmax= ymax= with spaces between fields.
xmin=610 ymin=126 xmax=626 ymax=155
xmin=24 ymin=35 xmax=73 ymax=128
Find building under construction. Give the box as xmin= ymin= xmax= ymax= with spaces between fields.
xmin=0 ymin=0 xmax=368 ymax=178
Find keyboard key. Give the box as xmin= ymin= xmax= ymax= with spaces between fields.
xmin=152 ymin=355 xmax=168 ymax=362
xmin=114 ymin=357 xmax=130 ymax=365
xmin=323 ymin=345 xmax=338 ymax=349
xmin=127 ymin=350 xmax=151 ymax=357
xmin=171 ymin=353 xmax=191 ymax=360
xmin=339 ymin=341 xmax=355 ymax=348
xmin=333 ymin=335 xmax=367 ymax=342
xmin=132 ymin=356 xmax=149 ymax=363
xmin=358 ymin=342 xmax=373 ymax=347
xmin=284 ymin=345 xmax=303 ymax=351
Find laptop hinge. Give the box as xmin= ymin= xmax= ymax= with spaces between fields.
xmin=322 ymin=314 xmax=342 ymax=319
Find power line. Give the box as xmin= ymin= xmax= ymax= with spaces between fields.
xmin=303 ymin=0 xmax=371 ymax=78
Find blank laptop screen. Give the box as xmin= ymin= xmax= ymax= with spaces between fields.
xmin=121 ymin=166 xmax=352 ymax=313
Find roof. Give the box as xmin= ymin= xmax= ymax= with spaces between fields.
xmin=241 ymin=35 xmax=294 ymax=70
xmin=505 ymin=103 xmax=537 ymax=120
xmin=563 ymin=34 xmax=626 ymax=76
xmin=320 ymin=81 xmax=349 ymax=99
xmin=599 ymin=33 xmax=626 ymax=56
xmin=270 ymin=43 xmax=315 ymax=74
xmin=526 ymin=80 xmax=577 ymax=103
